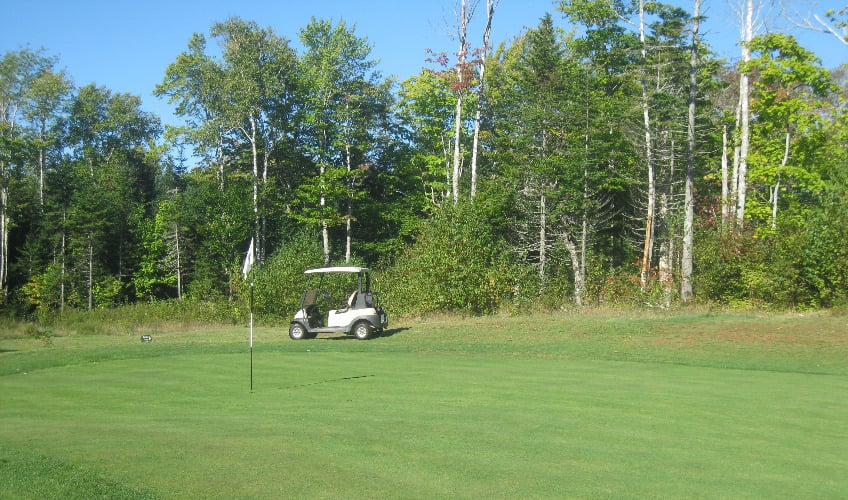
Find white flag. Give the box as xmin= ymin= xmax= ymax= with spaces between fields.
xmin=242 ymin=238 xmax=255 ymax=279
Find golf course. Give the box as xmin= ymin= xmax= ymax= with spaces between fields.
xmin=1 ymin=311 xmax=846 ymax=498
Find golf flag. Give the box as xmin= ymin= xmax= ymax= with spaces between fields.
xmin=242 ymin=237 xmax=255 ymax=279
xmin=243 ymin=237 xmax=256 ymax=391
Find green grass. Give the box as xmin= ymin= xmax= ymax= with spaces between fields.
xmin=1 ymin=311 xmax=847 ymax=498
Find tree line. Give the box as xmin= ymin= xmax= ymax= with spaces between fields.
xmin=2 ymin=2 xmax=847 ymax=321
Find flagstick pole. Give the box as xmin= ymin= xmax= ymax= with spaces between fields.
xmin=243 ymin=237 xmax=256 ymax=393
xmin=250 ymin=275 xmax=254 ymax=393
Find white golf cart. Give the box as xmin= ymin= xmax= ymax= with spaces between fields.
xmin=289 ymin=266 xmax=388 ymax=340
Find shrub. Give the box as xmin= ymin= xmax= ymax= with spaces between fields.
xmin=249 ymin=230 xmax=325 ymax=322
xmin=798 ymin=202 xmax=848 ymax=307
xmin=380 ymin=202 xmax=520 ymax=317
xmin=694 ymin=229 xmax=757 ymax=305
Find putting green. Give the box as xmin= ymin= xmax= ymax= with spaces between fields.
xmin=2 ymin=347 xmax=846 ymax=498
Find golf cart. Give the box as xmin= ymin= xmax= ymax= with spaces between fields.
xmin=289 ymin=266 xmax=388 ymax=340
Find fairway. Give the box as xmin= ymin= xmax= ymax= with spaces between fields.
xmin=1 ymin=312 xmax=847 ymax=498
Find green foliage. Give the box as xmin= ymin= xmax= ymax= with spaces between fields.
xmin=3 ymin=13 xmax=848 ymax=317
xmin=134 ymin=207 xmax=174 ymax=301
xmin=744 ymin=33 xmax=835 ymax=228
xmin=381 ymin=202 xmax=519 ymax=316
xmin=19 ymin=262 xmax=64 ymax=312
xmin=695 ymin=220 xmax=848 ymax=309
xmin=249 ymin=230 xmax=325 ymax=322
xmin=694 ymin=229 xmax=758 ymax=306
xmin=395 ymin=68 xmax=464 ymax=206
xmin=294 ymin=18 xmax=391 ymax=261
xmin=178 ymin=168 xmax=253 ymax=300
xmin=797 ymin=203 xmax=848 ymax=307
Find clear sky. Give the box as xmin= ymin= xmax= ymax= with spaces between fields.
xmin=2 ymin=0 xmax=845 ymax=127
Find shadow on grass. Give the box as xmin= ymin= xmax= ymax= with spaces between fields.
xmin=322 ymin=327 xmax=409 ymax=340
xmin=378 ymin=327 xmax=408 ymax=338
xmin=280 ymin=374 xmax=374 ymax=389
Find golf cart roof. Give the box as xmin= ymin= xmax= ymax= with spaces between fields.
xmin=304 ymin=266 xmax=369 ymax=274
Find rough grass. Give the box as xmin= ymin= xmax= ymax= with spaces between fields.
xmin=1 ymin=311 xmax=846 ymax=498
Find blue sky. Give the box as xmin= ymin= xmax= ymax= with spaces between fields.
xmin=2 ymin=0 xmax=845 ymax=127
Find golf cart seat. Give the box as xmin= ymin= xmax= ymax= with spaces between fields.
xmin=335 ymin=291 xmax=358 ymax=314
xmin=301 ymin=289 xmax=323 ymax=327
xmin=302 ymin=289 xmax=319 ymax=306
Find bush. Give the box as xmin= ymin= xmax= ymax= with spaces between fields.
xmin=380 ymin=202 xmax=520 ymax=317
xmin=694 ymin=217 xmax=848 ymax=309
xmin=798 ymin=202 xmax=848 ymax=307
xmin=249 ymin=230 xmax=325 ymax=322
xmin=694 ymin=229 xmax=758 ymax=306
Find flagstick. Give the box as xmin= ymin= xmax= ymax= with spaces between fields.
xmin=243 ymin=237 xmax=256 ymax=394
xmin=249 ymin=275 xmax=254 ymax=393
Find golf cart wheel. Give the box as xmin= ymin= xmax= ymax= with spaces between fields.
xmin=289 ymin=323 xmax=308 ymax=340
xmin=352 ymin=321 xmax=373 ymax=340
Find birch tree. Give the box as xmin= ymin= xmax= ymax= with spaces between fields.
xmin=1 ymin=49 xmax=61 ymax=304
xmin=396 ymin=70 xmax=456 ymax=205
xmin=731 ymin=0 xmax=761 ymax=227
xmin=298 ymin=18 xmax=386 ymax=263
xmin=211 ymin=18 xmax=297 ymax=264
xmin=681 ymin=0 xmax=700 ymax=303
xmin=451 ymin=0 xmax=478 ymax=204
xmin=789 ymin=5 xmax=848 ymax=47
xmin=155 ymin=33 xmax=228 ymax=190
xmin=744 ymin=33 xmax=834 ymax=228
xmin=25 ymin=68 xmax=72 ymax=208
xmin=637 ymin=0 xmax=658 ymax=290
xmin=470 ymin=0 xmax=497 ymax=199
xmin=64 ymin=84 xmax=161 ymax=309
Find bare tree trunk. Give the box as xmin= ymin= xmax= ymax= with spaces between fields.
xmin=576 ymin=96 xmax=592 ymax=307
xmin=736 ymin=0 xmax=754 ymax=227
xmin=38 ymin=143 xmax=45 ymax=208
xmin=562 ymin=235 xmax=583 ymax=306
xmin=452 ymin=0 xmax=472 ymax=204
xmin=657 ymin=131 xmax=675 ymax=308
xmin=731 ymin=101 xmax=741 ymax=220
xmin=320 ymin=129 xmax=330 ymax=264
xmin=217 ymin=126 xmax=226 ymax=192
xmin=579 ymin=181 xmax=588 ymax=307
xmin=771 ymin=131 xmax=790 ymax=229
xmin=681 ymin=0 xmax=700 ymax=303
xmin=0 ymin=183 xmax=7 ymax=304
xmin=174 ymin=223 xmax=182 ymax=301
xmin=539 ymin=190 xmax=546 ymax=289
xmin=639 ymin=0 xmax=656 ymax=290
xmin=659 ymin=189 xmax=673 ymax=308
xmin=452 ymin=80 xmax=463 ymax=204
xmin=87 ymin=238 xmax=94 ymax=311
xmin=60 ymin=217 xmax=66 ymax=313
xmin=321 ymin=181 xmax=330 ymax=264
xmin=470 ymin=0 xmax=496 ymax=200
xmin=261 ymin=136 xmax=271 ymax=264
xmin=721 ymin=124 xmax=731 ymax=228
xmin=345 ymin=143 xmax=353 ymax=263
